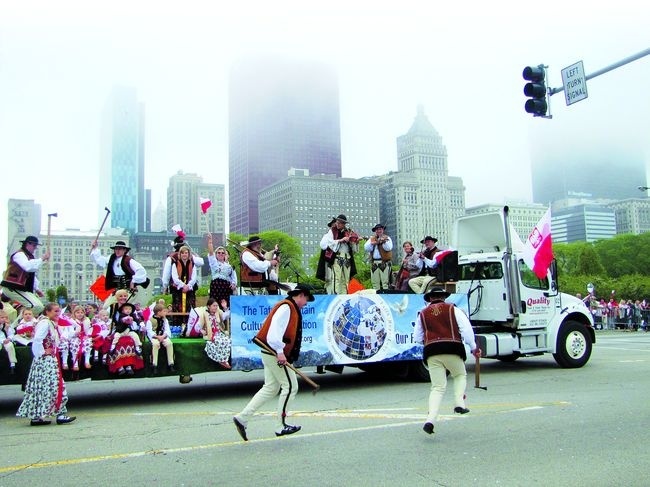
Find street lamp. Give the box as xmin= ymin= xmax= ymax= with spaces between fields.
xmin=587 ymin=283 xmax=594 ymax=295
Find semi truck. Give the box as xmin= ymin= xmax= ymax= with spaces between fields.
xmin=1 ymin=206 xmax=594 ymax=387
xmin=451 ymin=206 xmax=594 ymax=368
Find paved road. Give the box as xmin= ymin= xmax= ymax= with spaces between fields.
xmin=0 ymin=331 xmax=648 ymax=486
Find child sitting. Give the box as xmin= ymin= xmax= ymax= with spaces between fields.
xmin=57 ymin=313 xmax=82 ymax=371
xmin=70 ymin=305 xmax=93 ymax=369
xmin=13 ymin=308 xmax=36 ymax=346
xmin=145 ymin=304 xmax=176 ymax=374
xmin=110 ymin=302 xmax=143 ymax=356
xmin=0 ymin=310 xmax=18 ymax=374
xmin=90 ymin=309 xmax=112 ymax=364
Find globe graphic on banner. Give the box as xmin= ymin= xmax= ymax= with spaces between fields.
xmin=331 ymin=296 xmax=387 ymax=361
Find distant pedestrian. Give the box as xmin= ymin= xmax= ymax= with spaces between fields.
xmin=16 ymin=302 xmax=76 ymax=426
xmin=233 ymin=284 xmax=315 ymax=441
xmin=414 ymin=287 xmax=480 ymax=436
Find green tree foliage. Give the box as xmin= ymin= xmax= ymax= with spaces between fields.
xmin=555 ymin=233 xmax=650 ymax=300
xmin=575 ymin=245 xmax=606 ymax=276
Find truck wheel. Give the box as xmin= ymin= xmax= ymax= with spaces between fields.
xmin=553 ymin=321 xmax=592 ymax=368
xmin=407 ymin=361 xmax=430 ymax=382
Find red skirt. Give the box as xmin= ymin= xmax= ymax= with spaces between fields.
xmin=107 ymin=335 xmax=145 ymax=373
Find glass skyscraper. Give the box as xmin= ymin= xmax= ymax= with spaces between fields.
xmin=100 ymin=86 xmax=146 ymax=234
xmin=228 ymin=56 xmax=342 ymax=236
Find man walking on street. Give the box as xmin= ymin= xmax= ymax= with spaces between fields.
xmin=414 ymin=287 xmax=481 ymax=436
xmin=233 ymin=284 xmax=315 ymax=441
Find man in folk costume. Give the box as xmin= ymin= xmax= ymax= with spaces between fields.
xmin=1 ymin=236 xmax=50 ymax=315
xmin=240 ymin=236 xmax=278 ymax=295
xmin=317 ymin=214 xmax=358 ymax=294
xmin=161 ymin=231 xmax=204 ymax=294
xmin=233 ymin=284 xmax=315 ymax=441
xmin=90 ymin=240 xmax=149 ymax=304
xmin=414 ymin=287 xmax=481 ymax=436
xmin=408 ymin=236 xmax=439 ymax=294
xmin=364 ymin=223 xmax=394 ymax=291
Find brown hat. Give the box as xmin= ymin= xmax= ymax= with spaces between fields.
xmin=288 ymin=284 xmax=315 ymax=302
xmin=423 ymin=287 xmax=450 ymax=302
xmin=372 ymin=224 xmax=386 ymax=232
xmin=420 ymin=236 xmax=438 ymax=244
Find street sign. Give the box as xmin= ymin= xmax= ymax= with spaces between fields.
xmin=561 ymin=60 xmax=588 ymax=106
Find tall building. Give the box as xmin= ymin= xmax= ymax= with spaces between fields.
xmin=531 ymin=144 xmax=646 ymax=206
xmin=100 ymin=86 xmax=147 ymax=234
xmin=151 ymin=199 xmax=167 ymax=232
xmin=166 ymin=171 xmax=225 ymax=237
xmin=379 ymin=106 xmax=464 ymax=249
xmin=6 ymin=199 xmax=41 ymax=256
xmin=551 ymin=204 xmax=616 ymax=243
xmin=229 ymin=56 xmax=342 ymax=235
xmin=259 ymin=170 xmax=380 ymax=271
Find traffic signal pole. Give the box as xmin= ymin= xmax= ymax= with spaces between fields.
xmin=548 ymin=47 xmax=650 ymax=96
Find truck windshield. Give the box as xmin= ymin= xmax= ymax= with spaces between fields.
xmin=518 ymin=259 xmax=549 ymax=290
xmin=458 ymin=262 xmax=503 ymax=280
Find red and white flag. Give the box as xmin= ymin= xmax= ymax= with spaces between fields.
xmin=523 ymin=208 xmax=554 ymax=279
xmin=200 ymin=197 xmax=212 ymax=214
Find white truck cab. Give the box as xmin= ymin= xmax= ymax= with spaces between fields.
xmin=452 ymin=207 xmax=595 ymax=368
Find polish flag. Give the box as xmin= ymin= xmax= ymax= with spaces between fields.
xmin=200 ymin=197 xmax=212 ymax=214
xmin=523 ymin=208 xmax=554 ymax=279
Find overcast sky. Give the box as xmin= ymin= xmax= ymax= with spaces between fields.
xmin=1 ymin=0 xmax=649 ymax=260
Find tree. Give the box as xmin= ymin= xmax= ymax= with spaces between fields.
xmin=575 ymin=245 xmax=605 ymax=276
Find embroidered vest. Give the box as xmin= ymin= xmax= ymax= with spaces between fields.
xmin=255 ymin=298 xmax=302 ymax=363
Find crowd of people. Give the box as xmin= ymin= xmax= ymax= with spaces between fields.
xmin=579 ymin=293 xmax=650 ymax=331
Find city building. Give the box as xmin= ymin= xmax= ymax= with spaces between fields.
xmin=229 ymin=56 xmax=342 ymax=235
xmin=465 ymin=202 xmax=547 ymax=241
xmin=607 ymin=198 xmax=650 ymax=235
xmin=166 ymin=171 xmax=225 ymax=236
xmin=378 ymin=106 xmax=465 ymax=249
xmin=6 ymin=199 xmax=41 ymax=256
xmin=551 ymin=204 xmax=616 ymax=243
xmin=100 ymin=85 xmax=148 ymax=234
xmin=259 ymin=170 xmax=380 ymax=271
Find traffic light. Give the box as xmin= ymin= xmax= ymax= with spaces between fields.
xmin=523 ymin=65 xmax=548 ymax=117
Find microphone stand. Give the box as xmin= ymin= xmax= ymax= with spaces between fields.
xmin=284 ymin=261 xmax=303 ymax=285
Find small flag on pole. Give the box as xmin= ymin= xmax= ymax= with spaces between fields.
xmin=200 ymin=197 xmax=212 ymax=214
xmin=171 ymin=224 xmax=185 ymax=239
xmin=523 ymin=207 xmax=554 ymax=279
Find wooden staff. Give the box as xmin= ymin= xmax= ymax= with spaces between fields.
xmin=92 ymin=207 xmax=111 ymax=252
xmin=475 ymin=352 xmax=487 ymax=390
xmin=253 ymin=336 xmax=320 ymax=394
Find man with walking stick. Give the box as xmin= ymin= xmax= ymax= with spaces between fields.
xmin=1 ymin=236 xmax=49 ymax=315
xmin=233 ymin=284 xmax=315 ymax=441
xmin=414 ymin=287 xmax=481 ymax=436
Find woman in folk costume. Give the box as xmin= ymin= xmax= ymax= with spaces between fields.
xmin=170 ymin=245 xmax=198 ymax=330
xmin=17 ymin=302 xmax=76 ymax=426
xmin=200 ymin=298 xmax=232 ymax=369
xmin=206 ymin=233 xmax=237 ymax=307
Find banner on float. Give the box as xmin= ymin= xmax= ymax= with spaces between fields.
xmin=229 ymin=293 xmax=469 ymax=371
